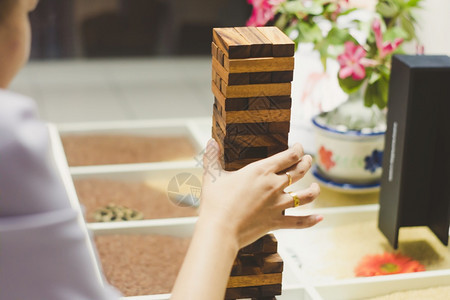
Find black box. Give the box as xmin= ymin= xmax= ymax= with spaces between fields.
xmin=378 ymin=55 xmax=450 ymax=248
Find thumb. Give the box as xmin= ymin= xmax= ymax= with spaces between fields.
xmin=202 ymin=139 xmax=223 ymax=180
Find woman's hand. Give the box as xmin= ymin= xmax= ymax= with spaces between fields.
xmin=171 ymin=140 xmax=322 ymax=300
xmin=199 ymin=139 xmax=322 ymax=250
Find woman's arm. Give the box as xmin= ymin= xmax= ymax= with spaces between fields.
xmin=171 ymin=139 xmax=322 ymax=300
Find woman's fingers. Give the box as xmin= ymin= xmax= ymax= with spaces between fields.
xmin=276 ymin=183 xmax=320 ymax=210
xmin=277 ymin=214 xmax=323 ymax=230
xmin=262 ymin=143 xmax=304 ymax=174
xmin=279 ymin=154 xmax=313 ymax=187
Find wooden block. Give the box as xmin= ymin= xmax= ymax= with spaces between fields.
xmin=218 ymin=47 xmax=225 ymax=66
xmin=231 ymin=257 xmax=243 ymax=276
xmin=224 ymin=133 xmax=288 ymax=148
xmin=221 ymin=82 xmax=291 ymax=98
xmin=211 ymin=41 xmax=218 ymax=59
xmin=271 ymin=71 xmax=294 ymax=83
xmin=224 ymin=158 xmax=261 ymax=171
xmin=249 ymin=72 xmax=272 ymax=84
xmin=235 ymin=27 xmax=273 ymax=57
xmin=240 ymin=234 xmax=278 ymax=254
xmin=262 ymin=234 xmax=278 ymax=254
xmin=214 ymin=109 xmax=290 ymax=137
xmin=229 ymin=73 xmax=251 ymax=86
xmin=213 ymin=27 xmax=251 ymax=59
xmin=224 ymin=109 xmax=291 ymax=124
xmin=225 ymin=284 xmax=281 ymax=299
xmin=257 ymin=26 xmax=295 ymax=57
xmin=225 ymin=286 xmax=259 ymax=299
xmin=227 ymin=273 xmax=282 ymax=288
xmin=213 ymin=55 xmax=250 ymax=86
xmin=259 ymin=284 xmax=282 ymax=297
xmin=213 ymin=82 xmax=291 ymax=112
xmin=268 ymin=122 xmax=290 ymax=133
xmin=267 ymin=145 xmax=289 ymax=156
xmin=248 ymin=96 xmax=291 ymax=110
xmin=224 ymin=56 xmax=294 ymax=73
xmin=252 ymin=296 xmax=278 ymax=300
xmin=215 ymin=96 xmax=248 ymax=112
xmin=257 ymin=253 xmax=284 ymax=274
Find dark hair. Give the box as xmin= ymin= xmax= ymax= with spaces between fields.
xmin=0 ymin=0 xmax=14 ymax=22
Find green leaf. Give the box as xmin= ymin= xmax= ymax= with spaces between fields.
xmin=377 ymin=2 xmax=398 ymax=18
xmin=338 ymin=75 xmax=365 ymax=94
xmin=283 ymin=1 xmax=305 ymax=14
xmin=305 ymin=1 xmax=324 ymax=15
xmin=338 ymin=7 xmax=358 ymax=17
xmin=364 ymin=76 xmax=390 ymax=109
xmin=400 ymin=14 xmax=416 ymax=40
xmin=384 ymin=26 xmax=409 ymax=41
xmin=275 ymin=13 xmax=288 ymax=30
xmin=369 ymin=72 xmax=381 ymax=84
xmin=407 ymin=0 xmax=423 ymax=8
xmin=327 ymin=27 xmax=353 ymax=45
xmin=298 ymin=22 xmax=323 ymax=43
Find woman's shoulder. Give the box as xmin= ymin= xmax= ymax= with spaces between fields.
xmin=0 ymin=89 xmax=46 ymax=152
xmin=0 ymin=89 xmax=38 ymax=126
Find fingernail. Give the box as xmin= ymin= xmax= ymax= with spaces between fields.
xmin=316 ymin=215 xmax=324 ymax=222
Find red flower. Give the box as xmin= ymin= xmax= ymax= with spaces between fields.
xmin=247 ymin=0 xmax=286 ymax=26
xmin=337 ymin=42 xmax=368 ymax=80
xmin=319 ymin=146 xmax=336 ymax=171
xmin=355 ymin=253 xmax=425 ymax=277
xmin=373 ymin=18 xmax=404 ymax=59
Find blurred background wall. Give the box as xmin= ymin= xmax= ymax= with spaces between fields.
xmin=28 ymin=0 xmax=449 ymax=60
xmin=29 ymin=0 xmax=251 ymax=59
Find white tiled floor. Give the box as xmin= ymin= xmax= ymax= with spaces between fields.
xmin=9 ymin=58 xmax=213 ymax=123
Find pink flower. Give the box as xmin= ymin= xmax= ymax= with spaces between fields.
xmin=373 ymin=18 xmax=404 ymax=59
xmin=337 ymin=42 xmax=368 ymax=80
xmin=247 ymin=0 xmax=286 ymax=26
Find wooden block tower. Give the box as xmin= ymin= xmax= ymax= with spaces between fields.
xmin=211 ymin=26 xmax=295 ymax=300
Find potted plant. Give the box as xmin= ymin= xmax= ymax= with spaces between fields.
xmin=247 ymin=0 xmax=423 ymax=186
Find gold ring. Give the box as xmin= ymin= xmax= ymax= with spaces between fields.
xmin=285 ymin=172 xmax=292 ymax=187
xmin=289 ymin=192 xmax=300 ymax=207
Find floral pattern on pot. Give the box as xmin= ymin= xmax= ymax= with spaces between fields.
xmin=364 ymin=149 xmax=383 ymax=173
xmin=319 ymin=146 xmax=336 ymax=171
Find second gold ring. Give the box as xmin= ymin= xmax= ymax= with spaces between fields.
xmin=289 ymin=192 xmax=300 ymax=207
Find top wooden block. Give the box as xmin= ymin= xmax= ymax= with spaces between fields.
xmin=213 ymin=26 xmax=294 ymax=59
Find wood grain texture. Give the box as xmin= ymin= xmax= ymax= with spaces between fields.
xmin=224 ymin=56 xmax=294 ymax=73
xmin=213 ymin=27 xmax=251 ymax=59
xmin=211 ymin=41 xmax=218 ymax=59
xmin=249 ymin=72 xmax=272 ymax=84
xmin=224 ymin=109 xmax=291 ymax=124
xmin=257 ymin=26 xmax=295 ymax=57
xmin=258 ymin=253 xmax=284 ymax=274
xmin=240 ymin=234 xmax=278 ymax=254
xmin=225 ymin=286 xmax=259 ymax=299
xmin=224 ymin=158 xmax=261 ymax=171
xmin=225 ymin=284 xmax=281 ymax=299
xmin=248 ymin=96 xmax=291 ymax=110
xmin=271 ymin=71 xmax=294 ymax=83
xmin=259 ymin=284 xmax=282 ymax=297
xmin=235 ymin=27 xmax=273 ymax=58
xmin=226 ymin=273 xmax=282 ymax=288
xmin=221 ymin=82 xmax=291 ymax=98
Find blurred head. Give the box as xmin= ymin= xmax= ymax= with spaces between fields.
xmin=0 ymin=0 xmax=38 ymax=88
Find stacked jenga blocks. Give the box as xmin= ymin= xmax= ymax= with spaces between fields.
xmin=211 ymin=26 xmax=294 ymax=171
xmin=211 ymin=26 xmax=295 ymax=300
